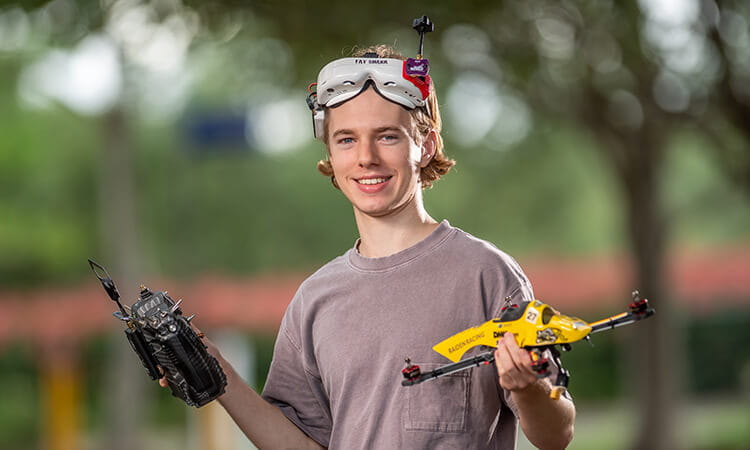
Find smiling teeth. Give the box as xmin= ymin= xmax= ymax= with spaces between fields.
xmin=357 ymin=178 xmax=388 ymax=185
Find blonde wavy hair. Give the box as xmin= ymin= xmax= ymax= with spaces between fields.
xmin=316 ymin=45 xmax=455 ymax=189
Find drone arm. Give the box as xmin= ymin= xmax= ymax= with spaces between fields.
xmin=589 ymin=308 xmax=654 ymax=334
xmin=401 ymin=351 xmax=495 ymax=386
xmin=589 ymin=291 xmax=655 ymax=334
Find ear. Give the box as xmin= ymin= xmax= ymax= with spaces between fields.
xmin=419 ymin=130 xmax=438 ymax=168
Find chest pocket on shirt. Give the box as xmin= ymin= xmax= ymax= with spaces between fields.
xmin=403 ymin=362 xmax=471 ymax=433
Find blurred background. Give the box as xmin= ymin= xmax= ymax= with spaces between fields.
xmin=0 ymin=0 xmax=749 ymax=449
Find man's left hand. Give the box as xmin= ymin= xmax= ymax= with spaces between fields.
xmin=493 ymin=331 xmax=542 ymax=392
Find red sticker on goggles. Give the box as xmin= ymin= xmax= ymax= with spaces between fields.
xmin=402 ymin=59 xmax=431 ymax=100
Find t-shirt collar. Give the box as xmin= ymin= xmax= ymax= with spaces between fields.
xmin=347 ymin=220 xmax=454 ymax=272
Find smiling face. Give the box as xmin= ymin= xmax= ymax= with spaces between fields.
xmin=326 ymin=87 xmax=435 ymax=220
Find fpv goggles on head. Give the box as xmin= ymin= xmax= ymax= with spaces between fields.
xmin=306 ymin=15 xmax=435 ymax=140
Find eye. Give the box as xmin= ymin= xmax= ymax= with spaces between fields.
xmin=338 ymin=137 xmax=354 ymax=145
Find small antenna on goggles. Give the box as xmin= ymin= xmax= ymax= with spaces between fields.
xmin=405 ymin=15 xmax=434 ymax=78
xmin=412 ymin=15 xmax=434 ymax=59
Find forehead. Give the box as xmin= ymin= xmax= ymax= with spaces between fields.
xmin=327 ymin=88 xmax=412 ymax=133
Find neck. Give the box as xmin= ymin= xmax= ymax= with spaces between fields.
xmin=354 ymin=189 xmax=439 ymax=258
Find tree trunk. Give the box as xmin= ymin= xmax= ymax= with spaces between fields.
xmin=98 ymin=107 xmax=148 ymax=450
xmin=617 ymin=136 xmax=679 ymax=450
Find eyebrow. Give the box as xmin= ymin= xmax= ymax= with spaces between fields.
xmin=374 ymin=126 xmax=405 ymax=134
xmin=331 ymin=126 xmax=405 ymax=139
xmin=331 ymin=128 xmax=354 ymax=139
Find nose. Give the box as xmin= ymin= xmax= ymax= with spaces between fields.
xmin=357 ymin=139 xmax=380 ymax=167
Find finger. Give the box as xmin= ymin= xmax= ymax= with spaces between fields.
xmin=502 ymin=331 xmax=519 ymax=347
xmin=494 ymin=339 xmax=526 ymax=389
xmin=156 ymin=366 xmax=169 ymax=388
xmin=494 ymin=339 xmax=515 ymax=374
xmin=503 ymin=333 xmax=537 ymax=377
xmin=496 ymin=336 xmax=538 ymax=390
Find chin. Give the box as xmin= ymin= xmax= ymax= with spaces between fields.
xmin=356 ymin=199 xmax=413 ymax=218
xmin=355 ymin=206 xmax=391 ymax=218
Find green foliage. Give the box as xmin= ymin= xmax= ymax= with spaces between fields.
xmin=434 ymin=124 xmax=624 ymax=257
xmin=0 ymin=345 xmax=38 ymax=449
xmin=251 ymin=333 xmax=277 ymax=392
xmin=687 ymin=308 xmax=750 ymax=395
xmin=562 ymin=332 xmax=620 ymax=400
xmin=664 ymin=131 xmax=750 ymax=246
xmin=1 ymin=0 xmax=749 ymax=285
xmin=0 ymin=58 xmax=99 ymax=285
xmin=536 ymin=307 xmax=750 ymax=402
xmin=136 ymin=138 xmax=357 ymax=277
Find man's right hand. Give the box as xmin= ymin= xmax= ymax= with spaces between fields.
xmin=157 ymin=323 xmax=222 ymax=389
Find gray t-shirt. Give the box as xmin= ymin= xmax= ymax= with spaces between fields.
xmin=262 ymin=221 xmax=534 ymax=449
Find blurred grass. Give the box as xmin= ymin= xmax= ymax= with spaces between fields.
xmin=66 ymin=396 xmax=750 ymax=450
xmin=518 ymin=398 xmax=750 ymax=450
xmin=88 ymin=396 xmax=750 ymax=449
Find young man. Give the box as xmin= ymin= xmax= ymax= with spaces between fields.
xmin=194 ymin=46 xmax=575 ymax=449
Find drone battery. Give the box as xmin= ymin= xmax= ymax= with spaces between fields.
xmin=125 ymin=327 xmax=161 ymax=380
xmin=130 ymin=288 xmax=227 ymax=407
xmin=154 ymin=319 xmax=227 ymax=406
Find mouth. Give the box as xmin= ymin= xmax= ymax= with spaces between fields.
xmin=353 ymin=175 xmax=393 ymax=193
xmin=355 ymin=176 xmax=392 ymax=185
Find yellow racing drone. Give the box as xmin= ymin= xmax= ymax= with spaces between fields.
xmin=401 ymin=291 xmax=654 ymax=399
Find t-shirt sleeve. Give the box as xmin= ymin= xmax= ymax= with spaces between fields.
xmin=485 ymin=249 xmax=535 ymax=417
xmin=261 ymin=293 xmax=332 ymax=447
xmin=488 ymin=250 xmax=535 ymax=318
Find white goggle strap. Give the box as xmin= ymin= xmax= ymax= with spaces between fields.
xmin=312 ymin=107 xmax=325 ymax=140
xmin=306 ymin=86 xmax=326 ymax=140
